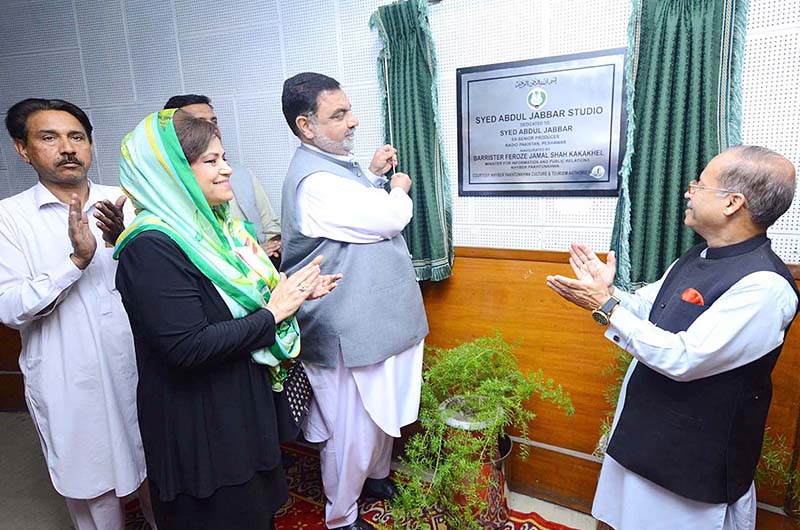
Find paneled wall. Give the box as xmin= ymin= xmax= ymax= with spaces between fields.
xmin=0 ymin=0 xmax=393 ymax=218
xmin=1 ymin=0 xmax=799 ymax=258
xmin=0 ymin=325 xmax=23 ymax=412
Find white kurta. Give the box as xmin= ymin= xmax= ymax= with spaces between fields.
xmin=296 ymin=145 xmax=424 ymax=437
xmin=592 ymin=252 xmax=798 ymax=530
xmin=0 ymin=181 xmax=145 ymax=499
xmin=294 ymin=145 xmax=424 ymax=527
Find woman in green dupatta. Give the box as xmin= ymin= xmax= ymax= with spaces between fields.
xmin=114 ymin=109 xmax=339 ymax=530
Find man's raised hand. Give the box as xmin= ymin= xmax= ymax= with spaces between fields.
xmin=95 ymin=195 xmax=127 ymax=246
xmin=569 ymin=243 xmax=616 ymax=287
xmin=390 ymin=172 xmax=412 ymax=194
xmin=369 ymin=145 xmax=398 ymax=175
xmin=68 ymin=194 xmax=96 ymax=270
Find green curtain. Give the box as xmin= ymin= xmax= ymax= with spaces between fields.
xmin=612 ymin=0 xmax=747 ymax=287
xmin=370 ymin=0 xmax=453 ymax=281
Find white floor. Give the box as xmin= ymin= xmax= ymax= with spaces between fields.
xmin=0 ymin=412 xmax=72 ymax=530
xmin=0 ymin=411 xmax=597 ymax=530
xmin=508 ymin=490 xmax=597 ymax=530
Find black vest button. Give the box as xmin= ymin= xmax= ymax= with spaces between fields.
xmin=660 ymin=303 xmax=666 ymax=308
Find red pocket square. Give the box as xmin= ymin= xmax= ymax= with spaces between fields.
xmin=681 ymin=288 xmax=705 ymax=306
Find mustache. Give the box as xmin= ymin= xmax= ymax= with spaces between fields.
xmin=57 ymin=155 xmax=84 ymax=167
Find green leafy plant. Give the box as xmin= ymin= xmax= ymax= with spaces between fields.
xmin=391 ymin=333 xmax=574 ymax=530
xmin=593 ymin=346 xmax=632 ymax=458
xmin=755 ymin=429 xmax=800 ymax=511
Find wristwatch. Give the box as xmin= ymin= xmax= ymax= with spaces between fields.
xmin=591 ymin=296 xmax=620 ymax=326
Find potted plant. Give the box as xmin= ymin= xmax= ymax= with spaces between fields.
xmin=391 ymin=333 xmax=575 ymax=530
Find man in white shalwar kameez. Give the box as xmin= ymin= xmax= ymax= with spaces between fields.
xmin=280 ymin=72 xmax=429 ymax=530
xmin=547 ymin=146 xmax=798 ymax=530
xmin=0 ymin=98 xmax=155 ymax=530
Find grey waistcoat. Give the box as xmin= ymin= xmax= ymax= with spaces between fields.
xmin=280 ymin=144 xmax=429 ymax=368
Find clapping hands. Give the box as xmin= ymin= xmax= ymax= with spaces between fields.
xmin=266 ymin=256 xmax=342 ymax=323
xmin=94 ymin=195 xmax=127 ymax=246
xmin=68 ymin=194 xmax=96 ymax=270
xmin=546 ymin=244 xmax=616 ymax=311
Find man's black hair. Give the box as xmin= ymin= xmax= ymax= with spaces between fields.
xmin=6 ymin=98 xmax=93 ymax=143
xmin=281 ymin=73 xmax=341 ymax=137
xmin=164 ymin=94 xmax=212 ymax=110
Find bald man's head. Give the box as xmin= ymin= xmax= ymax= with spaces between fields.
xmin=716 ymin=145 xmax=796 ymax=229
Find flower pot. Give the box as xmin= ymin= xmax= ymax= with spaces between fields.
xmin=476 ymin=433 xmax=513 ymax=528
xmin=440 ymin=396 xmax=513 ymax=528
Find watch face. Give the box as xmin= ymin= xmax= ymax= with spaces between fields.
xmin=591 ymin=309 xmax=609 ymax=326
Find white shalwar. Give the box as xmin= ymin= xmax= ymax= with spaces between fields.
xmin=296 ymin=145 xmax=424 ymax=528
xmin=0 ymin=182 xmax=146 ymax=503
xmin=592 ymin=254 xmax=797 ymax=530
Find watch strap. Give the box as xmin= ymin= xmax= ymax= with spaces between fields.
xmin=599 ymin=296 xmax=620 ymax=315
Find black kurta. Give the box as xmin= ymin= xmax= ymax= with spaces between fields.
xmin=116 ymin=230 xmax=291 ymax=528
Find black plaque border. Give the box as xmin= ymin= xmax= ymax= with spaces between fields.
xmin=456 ymin=48 xmax=628 ymax=197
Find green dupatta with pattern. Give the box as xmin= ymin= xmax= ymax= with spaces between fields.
xmin=113 ymin=109 xmax=299 ymax=388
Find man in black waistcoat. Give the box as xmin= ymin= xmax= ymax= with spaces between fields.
xmin=547 ymin=146 xmax=798 ymax=530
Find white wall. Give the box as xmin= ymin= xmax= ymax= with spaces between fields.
xmin=0 ymin=0 xmax=798 ymax=259
xmin=740 ymin=0 xmax=800 ymax=261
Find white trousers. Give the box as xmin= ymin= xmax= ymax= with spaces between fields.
xmin=593 ymin=455 xmax=755 ymax=530
xmin=65 ymin=481 xmax=157 ymax=530
xmin=593 ymin=358 xmax=756 ymax=530
xmin=304 ymin=359 xmax=394 ymax=529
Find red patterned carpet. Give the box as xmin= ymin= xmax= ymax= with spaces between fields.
xmin=276 ymin=443 xmax=579 ymax=530
xmin=124 ymin=443 xmax=578 ymax=530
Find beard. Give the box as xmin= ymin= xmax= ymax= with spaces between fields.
xmin=309 ymin=122 xmax=354 ymax=156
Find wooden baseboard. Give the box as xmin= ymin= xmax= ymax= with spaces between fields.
xmin=0 ymin=373 xmax=25 ymax=411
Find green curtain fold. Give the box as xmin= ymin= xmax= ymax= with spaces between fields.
xmin=612 ymin=0 xmax=748 ymax=287
xmin=370 ymin=0 xmax=453 ymax=281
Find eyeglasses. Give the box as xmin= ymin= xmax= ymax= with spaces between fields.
xmin=687 ymin=179 xmax=739 ymax=195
